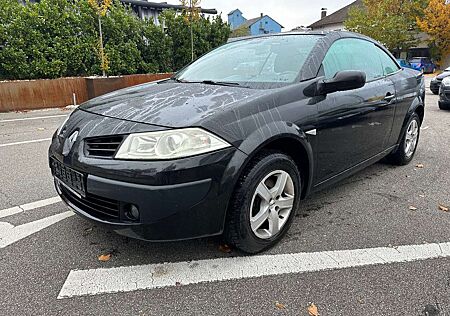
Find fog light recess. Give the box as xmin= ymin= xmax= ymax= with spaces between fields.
xmin=124 ymin=204 xmax=140 ymax=221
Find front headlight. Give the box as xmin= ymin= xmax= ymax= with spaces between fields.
xmin=115 ymin=128 xmax=231 ymax=160
xmin=442 ymin=77 xmax=450 ymax=87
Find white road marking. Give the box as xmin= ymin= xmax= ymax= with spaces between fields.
xmin=0 ymin=138 xmax=52 ymax=148
xmin=58 ymin=241 xmax=450 ymax=299
xmin=0 ymin=196 xmax=61 ymax=219
xmin=0 ymin=211 xmax=74 ymax=248
xmin=0 ymin=114 xmax=67 ymax=123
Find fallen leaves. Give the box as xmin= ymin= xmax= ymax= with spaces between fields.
xmin=416 ymin=163 xmax=424 ymax=169
xmin=439 ymin=204 xmax=449 ymax=212
xmin=37 ymin=127 xmax=45 ymax=131
xmin=218 ymin=244 xmax=232 ymax=253
xmin=307 ymin=303 xmax=319 ymax=316
xmin=274 ymin=302 xmax=286 ymax=310
xmin=409 ymin=206 xmax=418 ymax=211
xmin=98 ymin=248 xmax=116 ymax=262
xmin=98 ymin=253 xmax=111 ymax=262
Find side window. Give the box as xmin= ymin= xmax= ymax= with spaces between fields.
xmin=322 ymin=38 xmax=384 ymax=81
xmin=375 ymin=47 xmax=400 ymax=76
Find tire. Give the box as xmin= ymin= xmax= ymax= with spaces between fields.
xmin=431 ymin=90 xmax=439 ymax=95
xmin=224 ymin=151 xmax=301 ymax=254
xmin=385 ymin=113 xmax=421 ymax=165
xmin=439 ymin=102 xmax=450 ymax=110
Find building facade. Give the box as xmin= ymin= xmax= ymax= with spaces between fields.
xmin=123 ymin=0 xmax=217 ymax=25
xmin=19 ymin=0 xmax=217 ymax=26
xmin=228 ymin=9 xmax=283 ymax=36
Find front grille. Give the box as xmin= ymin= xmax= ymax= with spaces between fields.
xmin=445 ymin=92 xmax=450 ymax=100
xmin=59 ymin=184 xmax=120 ymax=220
xmin=85 ymin=135 xmax=124 ymax=158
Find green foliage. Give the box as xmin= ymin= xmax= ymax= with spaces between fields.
xmin=0 ymin=0 xmax=97 ymax=79
xmin=230 ymin=26 xmax=250 ymax=38
xmin=0 ymin=0 xmax=230 ymax=80
xmin=344 ymin=0 xmax=428 ymax=52
xmin=160 ymin=10 xmax=230 ymax=70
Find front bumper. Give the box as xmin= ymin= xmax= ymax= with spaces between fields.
xmin=49 ymin=110 xmax=248 ymax=241
xmin=439 ymin=85 xmax=450 ymax=106
xmin=51 ymin=148 xmax=247 ymax=241
xmin=430 ymin=80 xmax=441 ymax=93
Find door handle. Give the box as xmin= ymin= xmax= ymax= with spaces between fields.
xmin=384 ymin=93 xmax=396 ymax=102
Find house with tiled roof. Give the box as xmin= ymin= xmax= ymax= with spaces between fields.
xmin=228 ymin=9 xmax=283 ymax=36
xmin=308 ymin=0 xmax=449 ymax=68
xmin=308 ymin=0 xmax=363 ymax=31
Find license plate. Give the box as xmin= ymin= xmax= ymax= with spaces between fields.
xmin=50 ymin=158 xmax=86 ymax=197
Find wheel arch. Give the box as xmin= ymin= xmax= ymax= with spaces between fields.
xmin=396 ymin=98 xmax=424 ymax=145
xmin=234 ymin=122 xmax=314 ymax=200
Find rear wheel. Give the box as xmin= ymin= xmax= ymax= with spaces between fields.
xmin=224 ymin=151 xmax=301 ymax=253
xmin=385 ymin=113 xmax=421 ymax=165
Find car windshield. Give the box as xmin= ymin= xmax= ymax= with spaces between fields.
xmin=410 ymin=58 xmax=421 ymax=63
xmin=175 ymin=35 xmax=321 ymax=86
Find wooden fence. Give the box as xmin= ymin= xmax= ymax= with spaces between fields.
xmin=0 ymin=73 xmax=172 ymax=112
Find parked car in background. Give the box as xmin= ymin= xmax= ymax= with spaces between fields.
xmin=439 ymin=77 xmax=450 ymax=110
xmin=408 ymin=57 xmax=436 ymax=74
xmin=397 ymin=59 xmax=421 ymax=71
xmin=430 ymin=67 xmax=450 ymax=95
xmin=49 ymin=31 xmax=425 ymax=253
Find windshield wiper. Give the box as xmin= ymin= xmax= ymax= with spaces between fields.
xmin=199 ymin=80 xmax=242 ymax=87
xmin=172 ymin=78 xmax=249 ymax=88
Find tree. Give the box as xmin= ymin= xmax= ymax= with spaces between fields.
xmin=417 ymin=0 xmax=450 ymax=64
xmin=0 ymin=0 xmax=98 ymax=80
xmin=88 ymin=0 xmax=113 ymax=76
xmin=0 ymin=0 xmax=230 ymax=80
xmin=344 ymin=0 xmax=428 ymax=53
xmin=160 ymin=10 xmax=230 ymax=71
xmin=180 ymin=0 xmax=201 ymax=61
xmin=230 ymin=26 xmax=250 ymax=38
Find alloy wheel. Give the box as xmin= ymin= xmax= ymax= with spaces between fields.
xmin=249 ymin=170 xmax=295 ymax=239
xmin=404 ymin=119 xmax=419 ymax=158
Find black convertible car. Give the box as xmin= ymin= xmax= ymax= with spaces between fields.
xmin=49 ymin=31 xmax=425 ymax=253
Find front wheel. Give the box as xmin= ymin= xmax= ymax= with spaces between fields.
xmin=224 ymin=151 xmax=301 ymax=253
xmin=385 ymin=113 xmax=421 ymax=165
xmin=439 ymin=102 xmax=450 ymax=110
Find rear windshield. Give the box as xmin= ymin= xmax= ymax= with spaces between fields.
xmin=176 ymin=35 xmax=320 ymax=85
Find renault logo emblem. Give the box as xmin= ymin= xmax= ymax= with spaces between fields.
xmin=63 ymin=131 xmax=79 ymax=156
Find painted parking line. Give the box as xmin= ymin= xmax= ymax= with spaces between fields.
xmin=59 ymin=241 xmax=450 ymax=299
xmin=0 ymin=211 xmax=74 ymax=248
xmin=0 ymin=196 xmax=61 ymax=219
xmin=0 ymin=114 xmax=67 ymax=123
xmin=0 ymin=138 xmax=52 ymax=148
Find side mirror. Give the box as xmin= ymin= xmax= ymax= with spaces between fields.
xmin=317 ymin=70 xmax=366 ymax=95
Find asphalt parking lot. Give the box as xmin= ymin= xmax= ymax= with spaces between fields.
xmin=1 ymin=78 xmax=450 ymax=315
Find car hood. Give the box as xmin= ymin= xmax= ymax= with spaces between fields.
xmin=436 ymin=72 xmax=450 ymax=80
xmin=80 ymin=81 xmax=266 ymax=128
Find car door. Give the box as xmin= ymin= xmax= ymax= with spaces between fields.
xmin=314 ymin=38 xmax=396 ymax=184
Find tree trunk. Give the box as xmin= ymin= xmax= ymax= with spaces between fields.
xmin=190 ymin=0 xmax=194 ymax=61
xmin=98 ymin=15 xmax=106 ymax=77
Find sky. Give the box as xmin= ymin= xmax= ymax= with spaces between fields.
xmin=164 ymin=0 xmax=356 ymax=31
